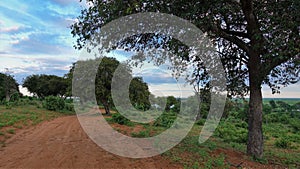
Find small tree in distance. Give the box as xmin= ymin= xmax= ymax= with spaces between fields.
xmin=66 ymin=57 xmax=152 ymax=115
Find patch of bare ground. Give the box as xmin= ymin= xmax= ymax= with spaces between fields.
xmin=0 ymin=116 xmax=181 ymax=169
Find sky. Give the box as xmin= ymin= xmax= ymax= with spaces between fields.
xmin=0 ymin=0 xmax=299 ymax=98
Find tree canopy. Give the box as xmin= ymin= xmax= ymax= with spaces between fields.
xmin=67 ymin=57 xmax=151 ymax=115
xmin=0 ymin=73 xmax=19 ymax=101
xmin=71 ymin=0 xmax=299 ymax=158
xmin=129 ymin=77 xmax=151 ymax=111
xmin=23 ymin=74 xmax=67 ymax=98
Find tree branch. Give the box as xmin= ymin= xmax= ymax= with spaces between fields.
xmin=218 ymin=30 xmax=250 ymax=54
xmin=222 ymin=29 xmax=250 ymax=39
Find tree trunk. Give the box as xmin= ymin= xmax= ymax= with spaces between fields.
xmin=5 ymin=93 xmax=10 ymax=102
xmin=247 ymin=57 xmax=264 ymax=158
xmin=102 ymin=100 xmax=110 ymax=115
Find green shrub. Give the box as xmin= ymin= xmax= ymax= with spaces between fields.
xmin=43 ymin=96 xmax=65 ymax=111
xmin=215 ymin=121 xmax=248 ymax=143
xmin=10 ymin=93 xmax=20 ymax=102
xmin=5 ymin=101 xmax=12 ymax=109
xmin=275 ymin=137 xmax=291 ymax=149
xmin=111 ymin=113 xmax=131 ymax=125
xmin=289 ymin=118 xmax=300 ymax=133
xmin=64 ymin=103 xmax=75 ymax=112
xmin=286 ymin=134 xmax=300 ymax=144
xmin=264 ymin=113 xmax=279 ymax=123
xmin=131 ymin=129 xmax=150 ymax=138
xmin=196 ymin=119 xmax=206 ymax=125
xmin=153 ymin=112 xmax=176 ymax=128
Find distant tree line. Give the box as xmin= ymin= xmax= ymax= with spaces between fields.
xmin=19 ymin=57 xmax=151 ymax=115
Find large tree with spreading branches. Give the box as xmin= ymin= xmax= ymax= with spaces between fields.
xmin=71 ymin=0 xmax=300 ymax=158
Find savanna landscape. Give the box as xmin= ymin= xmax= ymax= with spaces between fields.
xmin=0 ymin=0 xmax=299 ymax=169
xmin=0 ymin=71 xmax=299 ymax=168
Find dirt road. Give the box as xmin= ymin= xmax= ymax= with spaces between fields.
xmin=0 ymin=116 xmax=181 ymax=169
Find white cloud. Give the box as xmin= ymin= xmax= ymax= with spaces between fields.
xmin=262 ymin=83 xmax=300 ymax=98
xmin=19 ymin=85 xmax=33 ymax=96
xmin=149 ymin=83 xmax=194 ymax=98
xmin=0 ymin=26 xmax=20 ymax=33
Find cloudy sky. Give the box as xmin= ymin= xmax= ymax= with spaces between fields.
xmin=0 ymin=0 xmax=299 ymax=98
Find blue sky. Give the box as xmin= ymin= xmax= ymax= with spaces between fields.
xmin=0 ymin=0 xmax=82 ymax=82
xmin=0 ymin=0 xmax=299 ymax=98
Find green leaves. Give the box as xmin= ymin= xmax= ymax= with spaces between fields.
xmin=23 ymin=75 xmax=67 ymax=98
xmin=0 ymin=73 xmax=19 ymax=101
xmin=43 ymin=96 xmax=65 ymax=111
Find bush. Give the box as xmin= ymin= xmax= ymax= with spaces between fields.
xmin=64 ymin=103 xmax=75 ymax=112
xmin=131 ymin=129 xmax=150 ymax=138
xmin=275 ymin=137 xmax=291 ymax=149
xmin=10 ymin=93 xmax=20 ymax=102
xmin=111 ymin=113 xmax=132 ymax=125
xmin=5 ymin=101 xmax=12 ymax=109
xmin=289 ymin=118 xmax=300 ymax=133
xmin=153 ymin=112 xmax=176 ymax=128
xmin=196 ymin=119 xmax=206 ymax=125
xmin=215 ymin=121 xmax=248 ymax=143
xmin=44 ymin=96 xmax=65 ymax=111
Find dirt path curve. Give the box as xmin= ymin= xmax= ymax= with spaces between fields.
xmin=0 ymin=116 xmax=181 ymax=169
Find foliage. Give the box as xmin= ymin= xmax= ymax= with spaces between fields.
xmin=67 ymin=57 xmax=151 ymax=115
xmin=288 ymin=118 xmax=300 ymax=133
xmin=165 ymin=96 xmax=180 ymax=113
xmin=129 ymin=77 xmax=151 ymax=111
xmin=153 ymin=111 xmax=177 ymax=128
xmin=269 ymin=100 xmax=277 ymax=109
xmin=71 ymin=0 xmax=299 ymax=95
xmin=195 ymin=119 xmax=206 ymax=126
xmin=131 ymin=129 xmax=150 ymax=138
xmin=9 ymin=92 xmax=20 ymax=102
xmin=215 ymin=120 xmax=248 ymax=144
xmin=111 ymin=113 xmax=132 ymax=126
xmin=0 ymin=105 xmax=62 ymax=128
xmin=64 ymin=103 xmax=75 ymax=112
xmin=23 ymin=74 xmax=67 ymax=98
xmin=0 ymin=104 xmax=63 ymax=148
xmin=43 ymin=96 xmax=65 ymax=111
xmin=71 ymin=0 xmax=300 ymax=158
xmin=274 ymin=137 xmax=291 ymax=149
xmin=0 ymin=73 xmax=20 ymax=101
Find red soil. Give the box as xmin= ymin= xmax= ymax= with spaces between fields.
xmin=0 ymin=116 xmax=181 ymax=169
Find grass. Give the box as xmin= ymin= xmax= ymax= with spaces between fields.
xmin=158 ymin=125 xmax=231 ymax=168
xmin=0 ymin=99 xmax=299 ymax=168
xmin=0 ymin=104 xmax=66 ymax=147
xmin=131 ymin=129 xmax=150 ymax=137
xmin=103 ymin=105 xmax=299 ymax=168
xmin=0 ymin=105 xmax=63 ymax=129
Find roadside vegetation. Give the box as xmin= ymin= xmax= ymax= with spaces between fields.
xmin=1 ymin=59 xmax=299 ymax=168
xmin=0 ymin=97 xmax=74 ymax=148
xmin=106 ymin=98 xmax=300 ymax=168
xmin=0 ymin=81 xmax=299 ymax=168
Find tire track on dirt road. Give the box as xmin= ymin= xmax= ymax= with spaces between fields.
xmin=0 ymin=116 xmax=181 ymax=169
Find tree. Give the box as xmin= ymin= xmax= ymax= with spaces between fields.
xmin=95 ymin=57 xmax=122 ymax=115
xmin=0 ymin=73 xmax=19 ymax=101
xmin=129 ymin=77 xmax=151 ymax=111
xmin=71 ymin=0 xmax=300 ymax=158
xmin=165 ymin=96 xmax=180 ymax=113
xmin=67 ymin=57 xmax=151 ymax=115
xmin=23 ymin=74 xmax=67 ymax=98
xmin=269 ymin=100 xmax=277 ymax=109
